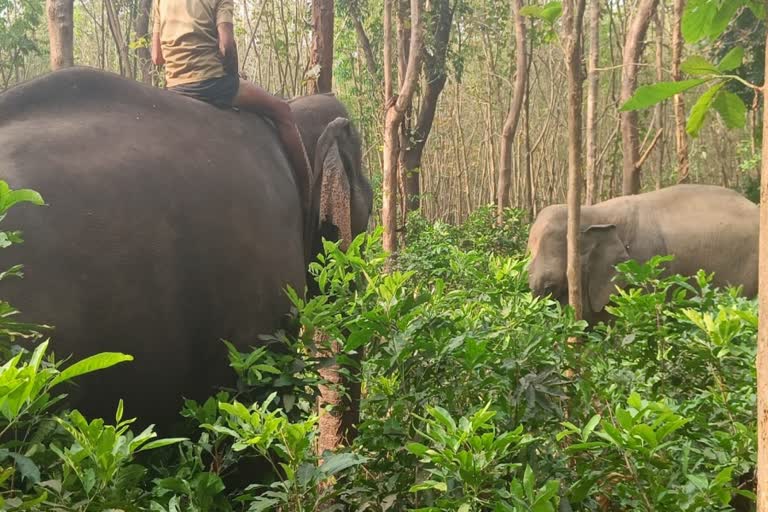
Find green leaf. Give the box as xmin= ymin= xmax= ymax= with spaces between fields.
xmin=318 ymin=452 xmax=366 ymax=476
xmin=0 ymin=187 xmax=45 ymax=213
xmin=50 ymin=353 xmax=134 ymax=387
xmin=713 ymin=89 xmax=747 ymax=129
xmin=137 ymin=437 xmax=188 ymax=452
xmin=681 ymin=56 xmax=718 ymax=76
xmin=687 ymin=82 xmax=725 ymax=137
xmin=717 ymin=46 xmax=745 ymax=72
xmin=682 ymin=0 xmax=718 ymax=43
xmin=620 ymin=79 xmax=708 ymax=111
xmin=581 ymin=414 xmax=601 ymax=442
xmin=520 ymin=1 xmax=562 ymax=23
xmin=409 ymin=480 xmax=447 ymax=493
xmin=687 ymin=474 xmax=709 ymax=491
xmin=406 ymin=442 xmax=429 ymax=457
xmin=711 ymin=2 xmax=744 ymax=38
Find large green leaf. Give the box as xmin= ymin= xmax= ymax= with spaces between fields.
xmin=686 ymin=82 xmax=725 ymax=137
xmin=713 ymin=89 xmax=747 ymax=129
xmin=681 ymin=56 xmax=718 ymax=76
xmin=682 ymin=0 xmax=718 ymax=43
xmin=318 ymin=452 xmax=367 ymax=476
xmin=520 ymin=1 xmax=562 ymax=24
xmin=717 ymin=46 xmax=745 ymax=72
xmin=50 ymin=352 xmax=134 ymax=387
xmin=620 ymin=79 xmax=707 ymax=111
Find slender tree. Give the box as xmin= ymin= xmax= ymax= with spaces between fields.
xmin=46 ymin=0 xmax=74 ymax=70
xmin=496 ymin=0 xmax=528 ymax=220
xmin=585 ymin=0 xmax=600 ymax=204
xmin=620 ymin=0 xmax=660 ymax=195
xmin=758 ymin=3 xmax=768 ymax=507
xmin=653 ymin=6 xmax=664 ymax=189
xmin=309 ymin=0 xmax=335 ymax=93
xmin=135 ymin=0 xmax=153 ymax=83
xmin=382 ymin=0 xmax=423 ymax=258
xmin=671 ymin=0 xmax=689 ymax=183
xmin=105 ymin=0 xmax=131 ymax=77
xmin=563 ymin=0 xmax=586 ymax=319
xmin=401 ymin=0 xmax=454 ymax=212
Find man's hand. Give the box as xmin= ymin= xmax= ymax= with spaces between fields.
xmin=151 ymin=31 xmax=165 ymax=66
xmin=217 ymin=22 xmax=238 ymax=77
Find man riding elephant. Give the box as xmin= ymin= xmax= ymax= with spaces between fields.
xmin=152 ymin=0 xmax=312 ymax=210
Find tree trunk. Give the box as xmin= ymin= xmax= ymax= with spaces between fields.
xmin=383 ymin=0 xmax=423 ymax=259
xmin=672 ymin=0 xmax=689 ymax=183
xmin=585 ymin=0 xmax=600 ymax=204
xmin=105 ymin=0 xmax=132 ymax=78
xmin=653 ymin=6 xmax=664 ymax=190
xmin=563 ymin=0 xmax=586 ymax=320
xmin=496 ymin=0 xmax=528 ymax=221
xmin=401 ymin=0 xmax=453 ymax=213
xmin=620 ymin=0 xmax=659 ymax=195
xmin=349 ymin=1 xmax=378 ymax=78
xmin=309 ymin=0 xmax=334 ymax=93
xmin=757 ymin=1 xmax=768 ymax=504
xmin=135 ymin=0 xmax=153 ymax=84
xmin=46 ymin=0 xmax=74 ymax=70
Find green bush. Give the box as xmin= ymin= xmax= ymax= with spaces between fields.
xmin=0 ymin=189 xmax=756 ymax=511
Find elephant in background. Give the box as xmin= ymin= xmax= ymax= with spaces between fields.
xmin=527 ymin=184 xmax=759 ymax=323
xmin=0 ymin=67 xmax=373 ymax=430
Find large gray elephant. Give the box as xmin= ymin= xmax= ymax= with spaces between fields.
xmin=527 ymin=184 xmax=758 ymax=323
xmin=0 ymin=67 xmax=373 ymax=429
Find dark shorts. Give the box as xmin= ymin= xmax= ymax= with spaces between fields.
xmin=168 ymin=74 xmax=240 ymax=108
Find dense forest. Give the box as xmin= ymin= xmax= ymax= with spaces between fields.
xmin=1 ymin=0 xmax=768 ymax=510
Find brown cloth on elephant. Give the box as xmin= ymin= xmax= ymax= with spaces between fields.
xmin=152 ymin=0 xmax=234 ymax=88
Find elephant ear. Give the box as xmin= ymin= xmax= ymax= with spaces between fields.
xmin=581 ymin=224 xmax=630 ymax=313
xmin=313 ymin=117 xmax=353 ymax=251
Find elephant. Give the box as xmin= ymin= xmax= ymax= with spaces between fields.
xmin=527 ymin=184 xmax=758 ymax=323
xmin=0 ymin=67 xmax=373 ymax=431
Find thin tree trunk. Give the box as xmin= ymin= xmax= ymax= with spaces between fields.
xmin=383 ymin=0 xmax=423 ymax=258
xmin=653 ymin=6 xmax=665 ymax=189
xmin=585 ymin=0 xmax=600 ymax=204
xmin=135 ymin=0 xmax=153 ymax=83
xmin=309 ymin=0 xmax=334 ymax=93
xmin=105 ymin=0 xmax=131 ymax=77
xmin=563 ymin=0 xmax=586 ymax=320
xmin=401 ymin=0 xmax=453 ymax=212
xmin=496 ymin=0 xmax=528 ymax=221
xmin=672 ymin=0 xmax=689 ymax=183
xmin=757 ymin=1 xmax=768 ymax=503
xmin=46 ymin=0 xmax=74 ymax=70
xmin=620 ymin=0 xmax=659 ymax=195
xmin=349 ymin=1 xmax=378 ymax=78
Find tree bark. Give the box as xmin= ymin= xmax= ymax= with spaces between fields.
xmin=585 ymin=0 xmax=600 ymax=204
xmin=309 ymin=0 xmax=335 ymax=93
xmin=620 ymin=0 xmax=659 ymax=195
xmin=401 ymin=0 xmax=453 ymax=212
xmin=563 ymin=0 xmax=586 ymax=320
xmin=383 ymin=0 xmax=423 ymax=258
xmin=672 ymin=0 xmax=689 ymax=183
xmin=757 ymin=1 xmax=768 ymax=504
xmin=496 ymin=0 xmax=528 ymax=221
xmin=46 ymin=0 xmax=74 ymax=70
xmin=135 ymin=0 xmax=153 ymax=83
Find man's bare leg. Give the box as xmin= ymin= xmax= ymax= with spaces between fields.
xmin=232 ymin=79 xmax=312 ymax=210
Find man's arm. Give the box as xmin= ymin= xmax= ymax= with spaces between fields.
xmin=152 ymin=31 xmax=165 ymax=65
xmin=217 ymin=22 xmax=238 ymax=77
xmin=151 ymin=0 xmax=164 ymax=65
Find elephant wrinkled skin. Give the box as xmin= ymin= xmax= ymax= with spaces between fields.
xmin=527 ymin=184 xmax=758 ymax=323
xmin=0 ymin=67 xmax=373 ymax=430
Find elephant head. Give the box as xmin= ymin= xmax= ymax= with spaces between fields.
xmin=288 ymin=93 xmax=373 ymax=269
xmin=527 ymin=206 xmax=629 ymax=322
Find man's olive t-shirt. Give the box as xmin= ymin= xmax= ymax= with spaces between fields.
xmin=152 ymin=0 xmax=234 ymax=87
